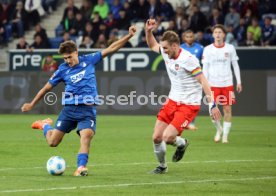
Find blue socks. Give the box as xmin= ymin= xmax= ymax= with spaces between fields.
xmin=43 ymin=124 xmax=53 ymax=137
xmin=77 ymin=153 xmax=88 ymax=168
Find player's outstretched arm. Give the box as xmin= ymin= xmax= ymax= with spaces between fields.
xmin=195 ymin=74 xmax=221 ymax=121
xmin=21 ymin=82 xmax=53 ymax=112
xmin=145 ymin=19 xmax=160 ymax=53
xmin=101 ymin=26 xmax=136 ymax=58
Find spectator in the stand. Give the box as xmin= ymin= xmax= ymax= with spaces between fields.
xmin=178 ymin=18 xmax=190 ymax=37
xmin=11 ymin=1 xmax=27 ymax=37
xmin=116 ymin=9 xmax=130 ymax=31
xmin=234 ymin=17 xmax=247 ymax=46
xmin=107 ymin=29 xmax=119 ymax=46
xmin=61 ymin=0 xmax=79 ymax=22
xmin=230 ymin=0 xmax=244 ymax=14
xmin=92 ymin=0 xmax=109 ymax=20
xmin=34 ymin=24 xmax=50 ymax=48
xmin=59 ymin=32 xmax=71 ymax=45
xmin=109 ymin=0 xmax=122 ymax=20
xmin=79 ymin=0 xmax=93 ymax=20
xmin=16 ymin=36 xmax=29 ymax=49
xmin=240 ymin=31 xmax=260 ymax=46
xmin=131 ymin=0 xmax=150 ymax=21
xmin=123 ymin=1 xmax=134 ymax=21
xmin=159 ymin=0 xmax=174 ymax=21
xmin=242 ymin=0 xmax=259 ymax=18
xmin=137 ymin=30 xmax=147 ymax=47
xmin=209 ymin=7 xmax=224 ymax=27
xmin=185 ymin=0 xmax=199 ymax=17
xmin=189 ymin=5 xmax=208 ymax=32
xmin=244 ymin=8 xmax=253 ymax=27
xmin=224 ymin=6 xmax=240 ymax=29
xmin=30 ymin=34 xmax=49 ymax=49
xmin=195 ymin=30 xmax=211 ymax=46
xmin=83 ymin=21 xmax=98 ymax=43
xmin=91 ymin=12 xmax=102 ymax=31
xmin=217 ymin=0 xmax=230 ymax=20
xmin=105 ymin=12 xmax=117 ymax=29
xmin=72 ymin=12 xmax=87 ymax=36
xmin=175 ymin=7 xmax=186 ymax=31
xmin=98 ymin=23 xmax=109 ymax=39
xmin=42 ymin=0 xmax=58 ymax=13
xmin=166 ymin=20 xmax=178 ymax=32
xmin=62 ymin=9 xmax=76 ymax=36
xmin=261 ymin=16 xmax=275 ymax=46
xmin=79 ymin=35 xmax=94 ymax=48
xmin=247 ymin=17 xmax=262 ymax=44
xmin=148 ymin=0 xmax=161 ymax=19
xmin=94 ymin=33 xmax=107 ymax=48
xmin=199 ymin=0 xmax=214 ymax=18
xmin=42 ymin=54 xmax=58 ymax=72
xmin=24 ymin=0 xmax=41 ymax=26
xmin=225 ymin=25 xmax=238 ymax=47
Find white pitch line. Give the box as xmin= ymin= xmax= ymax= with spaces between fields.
xmin=0 ymin=159 xmax=275 ymax=171
xmin=1 ymin=176 xmax=276 ymax=193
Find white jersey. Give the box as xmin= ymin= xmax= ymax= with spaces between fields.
xmin=160 ymin=47 xmax=203 ymax=105
xmin=202 ymin=43 xmax=241 ymax=87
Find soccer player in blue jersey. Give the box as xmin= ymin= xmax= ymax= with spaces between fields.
xmin=21 ymin=25 xmax=137 ymax=176
xmin=180 ymin=29 xmax=204 ymax=130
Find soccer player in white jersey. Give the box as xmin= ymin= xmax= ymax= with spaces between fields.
xmin=202 ymin=24 xmax=242 ymax=144
xmin=145 ymin=19 xmax=221 ymax=174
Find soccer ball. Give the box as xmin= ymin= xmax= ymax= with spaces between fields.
xmin=46 ymin=156 xmax=66 ymax=175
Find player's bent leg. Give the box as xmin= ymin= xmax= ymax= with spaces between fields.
xmin=74 ymin=128 xmax=94 ymax=176
xmin=163 ymin=125 xmax=189 ymax=162
xmin=151 ymin=120 xmax=168 ymax=174
xmin=46 ymin=129 xmax=65 ymax=147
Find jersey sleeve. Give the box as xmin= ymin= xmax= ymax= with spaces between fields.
xmin=183 ymin=55 xmax=202 ymax=77
xmin=48 ymin=69 xmax=63 ymax=87
xmin=86 ymin=51 xmax=102 ymax=65
xmin=230 ymin=45 xmax=239 ymax=61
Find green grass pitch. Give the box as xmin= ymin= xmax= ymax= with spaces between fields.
xmin=0 ymin=115 xmax=275 ymax=195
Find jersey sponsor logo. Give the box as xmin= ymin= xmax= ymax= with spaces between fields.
xmin=70 ymin=70 xmax=86 ymax=83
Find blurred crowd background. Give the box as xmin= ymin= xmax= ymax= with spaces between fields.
xmin=0 ymin=0 xmax=276 ymax=50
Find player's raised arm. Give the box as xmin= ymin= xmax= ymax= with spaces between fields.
xmin=101 ymin=26 xmax=136 ymax=58
xmin=195 ymin=74 xmax=221 ymax=121
xmin=145 ymin=19 xmax=160 ymax=53
xmin=21 ymin=82 xmax=53 ymax=112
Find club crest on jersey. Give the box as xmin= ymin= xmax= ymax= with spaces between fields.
xmin=175 ymin=64 xmax=180 ymax=70
xmin=70 ymin=70 xmax=86 ymax=83
xmin=224 ymin=52 xmax=229 ymax=58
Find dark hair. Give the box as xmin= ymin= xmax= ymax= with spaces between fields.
xmin=58 ymin=40 xmax=77 ymax=54
xmin=212 ymin=24 xmax=226 ymax=34
xmin=161 ymin=31 xmax=180 ymax=45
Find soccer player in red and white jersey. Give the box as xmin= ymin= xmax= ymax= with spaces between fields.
xmin=202 ymin=24 xmax=242 ymax=144
xmin=145 ymin=19 xmax=221 ymax=174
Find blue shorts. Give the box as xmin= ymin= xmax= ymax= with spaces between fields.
xmin=55 ymin=105 xmax=97 ymax=134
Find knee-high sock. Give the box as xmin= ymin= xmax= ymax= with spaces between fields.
xmin=223 ymin=121 xmax=232 ymax=138
xmin=174 ymin=136 xmax=186 ymax=147
xmin=77 ymin=153 xmax=88 ymax=168
xmin=43 ymin=124 xmax=53 ymax=137
xmin=153 ymin=141 xmax=166 ymax=167
xmin=212 ymin=120 xmax=222 ymax=132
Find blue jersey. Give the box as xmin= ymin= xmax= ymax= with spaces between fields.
xmin=49 ymin=52 xmax=102 ymax=105
xmin=180 ymin=42 xmax=203 ymax=60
